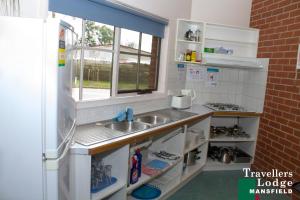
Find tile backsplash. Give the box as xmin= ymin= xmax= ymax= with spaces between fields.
xmin=76 ymin=60 xmax=269 ymax=125
xmin=185 ymin=59 xmax=269 ymax=113
xmin=76 ymin=97 xmax=170 ymax=125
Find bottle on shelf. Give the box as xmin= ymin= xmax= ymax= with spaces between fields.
xmin=130 ymin=155 xmax=139 ymax=184
xmin=135 ymin=149 xmax=142 ymax=178
xmin=195 ymin=29 xmax=201 ymax=42
xmin=191 ymin=51 xmax=196 ymax=62
xmin=185 ymin=49 xmax=191 ymax=61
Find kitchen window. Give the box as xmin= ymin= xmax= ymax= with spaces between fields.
xmin=81 ymin=20 xmax=115 ymax=100
xmin=50 ymin=12 xmax=161 ymax=101
xmin=118 ymin=29 xmax=160 ymax=93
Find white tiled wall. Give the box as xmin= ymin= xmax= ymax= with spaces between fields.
xmin=185 ymin=65 xmax=244 ymax=105
xmin=241 ymin=59 xmax=269 ymax=112
xmin=76 ymin=97 xmax=171 ymax=125
xmin=184 ymin=58 xmax=269 ymax=113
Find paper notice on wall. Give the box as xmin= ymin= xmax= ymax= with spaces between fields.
xmin=177 ymin=64 xmax=186 ymax=80
xmin=186 ymin=66 xmax=205 ymax=81
xmin=205 ymin=67 xmax=219 ymax=87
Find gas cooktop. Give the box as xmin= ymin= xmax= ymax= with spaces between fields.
xmin=205 ymin=103 xmax=246 ymax=112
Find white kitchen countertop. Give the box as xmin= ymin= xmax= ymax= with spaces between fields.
xmin=70 ymin=105 xmax=213 ymax=155
xmin=185 ymin=104 xmax=213 ymax=115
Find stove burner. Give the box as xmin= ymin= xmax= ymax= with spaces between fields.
xmin=205 ymin=103 xmax=246 ymax=112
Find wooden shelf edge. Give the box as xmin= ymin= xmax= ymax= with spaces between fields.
xmin=212 ymin=111 xmax=261 ymax=117
xmin=87 ymin=110 xmax=259 ymax=155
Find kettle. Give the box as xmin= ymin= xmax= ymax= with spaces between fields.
xmin=219 ymin=147 xmax=233 ymax=164
xmin=171 ymin=90 xmax=196 ymax=109
xmin=181 ymin=89 xmax=196 ymax=102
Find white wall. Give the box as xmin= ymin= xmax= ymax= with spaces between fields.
xmin=19 ymin=0 xmax=48 ymax=18
xmin=190 ymin=0 xmax=252 ymax=27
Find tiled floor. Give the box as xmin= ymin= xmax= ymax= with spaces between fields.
xmin=167 ymin=171 xmax=290 ymax=200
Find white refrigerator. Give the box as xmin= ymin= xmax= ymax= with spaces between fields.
xmin=0 ymin=16 xmax=76 ymax=200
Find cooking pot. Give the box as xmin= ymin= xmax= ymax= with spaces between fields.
xmin=219 ymin=148 xmax=232 ymax=164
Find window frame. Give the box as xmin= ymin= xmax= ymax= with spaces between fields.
xmin=76 ymin=20 xmax=161 ymax=101
xmin=78 ymin=20 xmax=116 ymax=100
xmin=117 ymin=31 xmax=161 ymax=94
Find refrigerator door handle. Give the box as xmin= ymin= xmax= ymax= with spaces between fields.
xmin=44 ymin=119 xmax=76 ymax=170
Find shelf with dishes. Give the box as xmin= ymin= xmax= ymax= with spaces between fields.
xmin=128 ymin=164 xmax=182 ymax=200
xmin=204 ymin=141 xmax=254 ymax=171
xmin=127 ymin=129 xmax=185 ymax=195
xmin=182 ymin=144 xmax=208 ymax=181
xmin=70 ymin=145 xmax=130 ymax=200
xmin=90 ymin=146 xmax=129 ymax=200
xmin=175 ymin=60 xmax=202 ymax=65
xmin=175 ymin=19 xmax=262 ymax=69
xmin=209 ymin=124 xmax=256 ymax=142
xmin=175 ymin=53 xmax=264 ymax=69
xmin=127 ymin=154 xmax=183 ymax=193
xmin=184 ymin=127 xmax=207 ymax=154
xmin=184 ymin=139 xmax=207 ymax=154
xmin=177 ymin=39 xmax=202 ymax=45
xmin=209 ymin=117 xmax=260 ymax=142
xmin=209 ymin=136 xmax=256 ymax=142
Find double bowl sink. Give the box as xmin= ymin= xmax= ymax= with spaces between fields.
xmin=75 ymin=109 xmax=198 ymax=146
xmin=104 ymin=115 xmax=171 ymax=133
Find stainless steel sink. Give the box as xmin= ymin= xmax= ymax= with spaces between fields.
xmin=136 ymin=115 xmax=170 ymax=126
xmin=104 ymin=121 xmax=150 ymax=133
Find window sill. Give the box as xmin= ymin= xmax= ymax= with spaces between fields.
xmin=76 ymin=92 xmax=168 ymax=109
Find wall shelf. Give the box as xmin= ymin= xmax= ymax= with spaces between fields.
xmin=205 ymin=37 xmax=258 ymax=45
xmin=177 ymin=39 xmax=202 ymax=45
xmin=175 ymin=60 xmax=202 ymax=65
xmin=175 ymin=19 xmax=261 ymax=69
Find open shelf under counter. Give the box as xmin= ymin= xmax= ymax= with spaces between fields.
xmin=209 ymin=136 xmax=256 ymax=142
xmin=91 ymin=182 xmax=125 ymax=200
xmin=128 ymin=182 xmax=180 ymax=200
xmin=184 ymin=139 xmax=207 ymax=154
xmin=126 ymin=157 xmax=183 ymax=194
xmin=204 ymin=158 xmax=251 ymax=171
xmin=182 ymin=162 xmax=206 ymax=182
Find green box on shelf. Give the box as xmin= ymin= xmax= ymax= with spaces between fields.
xmin=204 ymin=48 xmax=214 ymax=53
